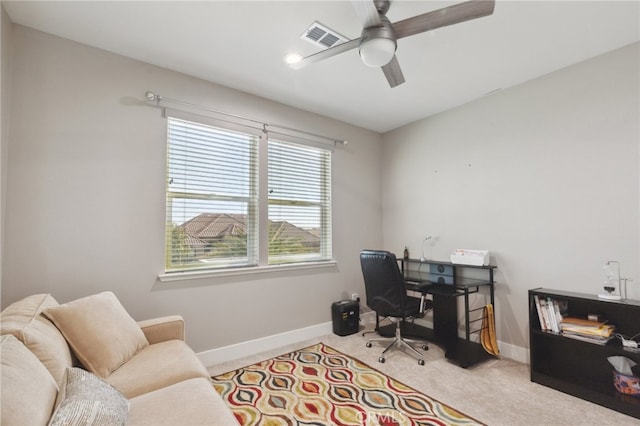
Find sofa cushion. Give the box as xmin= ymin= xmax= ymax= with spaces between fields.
xmin=43 ymin=291 xmax=148 ymax=379
xmin=107 ymin=339 xmax=209 ymax=398
xmin=0 ymin=334 xmax=59 ymax=426
xmin=127 ymin=378 xmax=239 ymax=425
xmin=49 ymin=367 xmax=129 ymax=426
xmin=0 ymin=293 xmax=73 ymax=386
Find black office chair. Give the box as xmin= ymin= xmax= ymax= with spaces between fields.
xmin=360 ymin=249 xmax=431 ymax=365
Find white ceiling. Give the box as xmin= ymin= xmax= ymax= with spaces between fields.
xmin=4 ymin=1 xmax=639 ymax=133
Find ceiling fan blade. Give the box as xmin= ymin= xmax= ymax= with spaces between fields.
xmin=381 ymin=55 xmax=405 ymax=88
xmin=392 ymin=0 xmax=495 ymax=40
xmin=288 ymin=39 xmax=360 ymax=70
xmin=351 ymin=0 xmax=382 ymax=28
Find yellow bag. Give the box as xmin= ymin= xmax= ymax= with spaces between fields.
xmin=480 ymin=304 xmax=500 ymax=356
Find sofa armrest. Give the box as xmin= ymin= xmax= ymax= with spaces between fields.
xmin=137 ymin=315 xmax=185 ymax=344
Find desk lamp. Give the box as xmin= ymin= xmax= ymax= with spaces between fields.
xmin=419 ymin=236 xmax=432 ymax=262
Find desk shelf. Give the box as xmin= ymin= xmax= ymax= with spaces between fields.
xmin=393 ymin=258 xmax=497 ymax=368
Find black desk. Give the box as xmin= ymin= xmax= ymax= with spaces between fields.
xmin=377 ymin=258 xmax=497 ymax=368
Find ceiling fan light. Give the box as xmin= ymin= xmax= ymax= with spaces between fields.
xmin=359 ymin=37 xmax=396 ymax=67
xmin=284 ymin=53 xmax=302 ymax=65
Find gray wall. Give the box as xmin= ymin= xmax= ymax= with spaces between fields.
xmin=1 ymin=25 xmax=383 ymax=352
xmin=0 ymin=5 xmax=12 ymax=297
xmin=381 ymin=43 xmax=640 ymax=350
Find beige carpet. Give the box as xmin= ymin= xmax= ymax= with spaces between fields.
xmin=208 ymin=330 xmax=638 ymax=426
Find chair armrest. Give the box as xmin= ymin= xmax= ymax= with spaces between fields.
xmin=137 ymin=315 xmax=185 ymax=344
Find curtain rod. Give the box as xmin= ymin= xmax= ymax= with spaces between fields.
xmin=145 ymin=91 xmax=348 ymax=146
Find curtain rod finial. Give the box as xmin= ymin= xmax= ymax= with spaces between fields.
xmin=145 ymin=91 xmax=158 ymax=101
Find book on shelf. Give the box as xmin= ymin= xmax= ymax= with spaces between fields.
xmin=561 ymin=331 xmax=615 ymax=345
xmin=533 ymin=295 xmax=567 ymax=332
xmin=560 ymin=317 xmax=614 ymax=336
xmin=561 ymin=316 xmax=608 ymax=327
xmin=533 ymin=295 xmax=547 ymax=330
xmin=547 ymin=297 xmax=560 ymax=333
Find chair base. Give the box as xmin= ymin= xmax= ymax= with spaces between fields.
xmin=366 ymin=320 xmax=428 ymax=365
xmin=361 ymin=314 xmax=390 ymax=337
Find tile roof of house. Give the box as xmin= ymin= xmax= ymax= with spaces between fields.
xmin=270 ymin=221 xmax=318 ymax=244
xmin=182 ymin=213 xmax=247 ymax=238
xmin=179 ymin=213 xmax=319 ymax=245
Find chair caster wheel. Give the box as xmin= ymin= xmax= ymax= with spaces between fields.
xmin=418 ymin=359 xmax=425 ymax=366
xmin=378 ymin=357 xmax=385 ymax=363
xmin=366 ymin=342 xmax=372 ymax=348
xmin=422 ymin=345 xmax=429 ymax=350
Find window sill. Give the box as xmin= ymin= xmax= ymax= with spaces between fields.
xmin=158 ymin=260 xmax=338 ymax=283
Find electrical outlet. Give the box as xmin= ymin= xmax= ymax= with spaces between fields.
xmin=351 ymin=293 xmax=359 ymax=302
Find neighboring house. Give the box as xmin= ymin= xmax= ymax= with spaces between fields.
xmin=178 ymin=213 xmax=320 ymax=260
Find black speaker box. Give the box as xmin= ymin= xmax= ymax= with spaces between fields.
xmin=331 ymin=300 xmax=359 ymax=336
xmin=430 ymin=263 xmax=455 ymax=285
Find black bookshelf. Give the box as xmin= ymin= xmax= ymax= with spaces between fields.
xmin=529 ymin=288 xmax=640 ymax=419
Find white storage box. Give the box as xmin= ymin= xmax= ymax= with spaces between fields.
xmin=450 ymin=249 xmax=490 ymax=266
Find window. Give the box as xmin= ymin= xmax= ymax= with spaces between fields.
xmin=268 ymin=140 xmax=331 ymax=264
xmin=165 ymin=116 xmax=332 ymax=273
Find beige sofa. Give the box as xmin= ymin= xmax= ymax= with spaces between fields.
xmin=0 ymin=292 xmax=238 ymax=425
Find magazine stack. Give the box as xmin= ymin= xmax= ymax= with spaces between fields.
xmin=560 ymin=317 xmax=615 ymax=345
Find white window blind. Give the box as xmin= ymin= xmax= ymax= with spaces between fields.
xmin=165 ymin=116 xmax=332 ymax=273
xmin=268 ymin=140 xmax=332 ymax=264
xmin=166 ymin=117 xmax=258 ymax=271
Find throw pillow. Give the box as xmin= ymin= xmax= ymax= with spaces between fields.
xmin=0 ymin=293 xmax=74 ymax=386
xmin=43 ymin=292 xmax=148 ymax=378
xmin=1 ymin=335 xmax=59 ymax=426
xmin=49 ymin=367 xmax=129 ymax=426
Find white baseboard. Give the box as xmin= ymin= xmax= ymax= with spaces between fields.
xmin=197 ymin=321 xmax=333 ymax=366
xmin=198 ymin=314 xmax=529 ymax=366
xmin=413 ymin=317 xmax=530 ymax=364
xmin=496 ymin=340 xmax=529 ymax=364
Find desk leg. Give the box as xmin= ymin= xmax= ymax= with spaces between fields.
xmin=489 ymin=269 xmax=495 ymax=314
xmin=464 ymin=289 xmax=470 ymax=341
xmin=433 ymin=294 xmax=457 ymax=348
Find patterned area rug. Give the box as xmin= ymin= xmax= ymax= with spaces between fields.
xmin=212 ymin=342 xmax=484 ymax=426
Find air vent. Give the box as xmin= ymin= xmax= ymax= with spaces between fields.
xmin=301 ymin=21 xmax=348 ymax=50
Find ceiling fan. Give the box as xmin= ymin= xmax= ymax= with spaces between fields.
xmin=289 ymin=0 xmax=495 ymax=88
